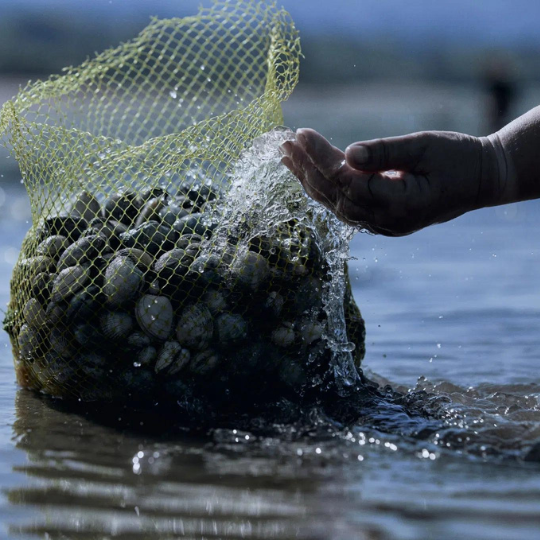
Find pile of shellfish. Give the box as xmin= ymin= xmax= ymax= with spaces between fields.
xmin=7 ymin=183 xmax=364 ymax=407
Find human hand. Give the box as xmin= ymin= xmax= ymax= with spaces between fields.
xmin=281 ymin=128 xmax=498 ymax=236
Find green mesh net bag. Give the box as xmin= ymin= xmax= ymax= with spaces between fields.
xmin=0 ymin=0 xmax=365 ymax=410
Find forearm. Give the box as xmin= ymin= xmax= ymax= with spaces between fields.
xmin=480 ymin=106 xmax=540 ymax=207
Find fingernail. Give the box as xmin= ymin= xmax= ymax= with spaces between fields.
xmin=346 ymin=144 xmax=369 ymax=165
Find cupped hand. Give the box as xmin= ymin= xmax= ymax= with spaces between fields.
xmin=281 ymin=128 xmax=489 ymax=236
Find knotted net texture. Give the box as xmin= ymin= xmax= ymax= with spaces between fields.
xmin=0 ymin=0 xmax=365 ymax=409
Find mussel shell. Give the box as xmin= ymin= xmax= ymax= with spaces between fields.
xmin=51 ymin=265 xmax=90 ymax=303
xmin=127 ymin=331 xmax=152 ymax=350
xmin=176 ymin=303 xmax=213 ymax=350
xmin=139 ymin=186 xmax=170 ymax=204
xmin=135 ymin=294 xmax=173 ymax=341
xmin=120 ymin=221 xmax=177 ymax=255
xmin=103 ymin=190 xmax=142 ymax=226
xmin=36 ymin=235 xmax=70 ymax=260
xmin=73 ymin=323 xmax=106 ymax=350
xmin=116 ymin=248 xmax=154 ymax=270
xmin=49 ymin=327 xmax=76 ymax=359
xmin=176 ymin=234 xmax=203 ymax=250
xmin=187 ymin=254 xmax=221 ymax=287
xmin=103 ymin=256 xmax=144 ymax=307
xmin=99 ymin=311 xmax=134 ymax=341
xmin=86 ymin=218 xmax=127 ymax=249
xmin=57 ymin=234 xmax=107 ymax=271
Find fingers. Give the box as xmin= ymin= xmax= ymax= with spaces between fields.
xmin=295 ymin=128 xmax=346 ymax=181
xmin=345 ymin=132 xmax=429 ymax=172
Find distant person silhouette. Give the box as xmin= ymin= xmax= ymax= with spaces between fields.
xmin=281 ymin=105 xmax=540 ymax=237
xmin=484 ymin=59 xmax=517 ymax=132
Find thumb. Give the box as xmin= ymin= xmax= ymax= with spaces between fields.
xmin=345 ymin=133 xmax=428 ymax=172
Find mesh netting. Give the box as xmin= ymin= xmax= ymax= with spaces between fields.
xmin=0 ymin=0 xmax=365 ymax=409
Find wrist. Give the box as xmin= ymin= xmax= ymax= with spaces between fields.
xmin=477 ymin=133 xmax=515 ymax=209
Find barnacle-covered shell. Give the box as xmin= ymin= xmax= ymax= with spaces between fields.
xmin=189 ymin=348 xmax=219 ymax=375
xmin=155 ymin=340 xmax=182 ymax=373
xmin=175 ymin=303 xmax=213 ymax=350
xmin=271 ymin=324 xmax=296 ymax=348
xmin=103 ymin=256 xmax=143 ymax=307
xmin=135 ymin=294 xmax=173 ymax=340
xmin=57 ymin=234 xmax=107 ymax=271
xmin=51 ymin=265 xmax=90 ymax=303
xmin=22 ymin=298 xmax=48 ymax=329
xmin=36 ymin=235 xmax=70 ymax=260
xmin=99 ymin=311 xmax=134 ymax=341
xmin=230 ymin=251 xmax=269 ymax=291
xmin=215 ymin=313 xmax=247 ymax=345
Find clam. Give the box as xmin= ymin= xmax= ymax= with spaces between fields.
xmin=173 ymin=213 xmax=215 ymax=238
xmin=203 ymin=290 xmax=227 ymax=315
xmin=168 ymin=348 xmax=191 ymax=375
xmin=103 ymin=189 xmax=142 ymax=226
xmin=265 ymin=291 xmax=284 ymax=317
xmin=73 ymin=323 xmax=104 ymax=348
xmin=135 ymin=294 xmax=173 ymax=340
xmin=175 ymin=303 xmax=213 ymax=350
xmin=116 ymin=248 xmax=154 ymax=270
xmin=148 ymin=279 xmax=160 ymax=294
xmin=155 ymin=340 xmax=182 ymax=373
xmin=45 ymin=301 xmax=65 ymax=326
xmin=57 ymin=234 xmax=107 ymax=271
xmin=127 ymin=331 xmax=152 ymax=350
xmin=120 ymin=220 xmax=177 ymax=255
xmin=40 ymin=214 xmax=88 ymax=241
xmin=17 ymin=256 xmax=55 ymax=277
xmin=188 ymin=254 xmax=221 ymax=286
xmin=299 ymin=320 xmax=324 ymax=345
xmin=51 ymin=265 xmax=90 ymax=303
xmin=30 ymin=272 xmax=53 ymax=301
xmin=36 ymin=235 xmax=70 ymax=260
xmin=184 ymin=183 xmax=220 ymax=207
xmin=215 ymin=313 xmax=248 ymax=345
xmin=230 ymin=251 xmax=270 ymax=291
xmin=139 ymin=186 xmax=170 ymax=204
xmin=22 ymin=298 xmax=48 ymax=329
xmin=271 ymin=324 xmax=296 ymax=348
xmin=18 ymin=323 xmax=44 ymax=361
xmin=176 ymin=234 xmax=202 ymax=250
xmin=86 ymin=218 xmax=127 ymax=249
xmin=71 ymin=191 xmax=101 ymax=223
xmin=136 ymin=346 xmax=157 ymax=367
xmin=159 ymin=204 xmax=189 ymax=227
xmin=49 ymin=328 xmax=76 ymax=359
xmin=135 ymin=196 xmax=167 ymax=227
xmin=99 ymin=311 xmax=134 ymax=341
xmin=66 ymin=287 xmax=101 ymax=323
xmin=154 ymin=248 xmax=193 ymax=281
xmin=103 ymin=256 xmax=143 ymax=307
xmin=188 ymin=348 xmax=220 ymax=375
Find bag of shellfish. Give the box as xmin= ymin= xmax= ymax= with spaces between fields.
xmin=0 ymin=0 xmax=365 ymax=412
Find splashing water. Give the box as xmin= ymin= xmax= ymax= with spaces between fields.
xmin=210 ymin=128 xmax=360 ymax=394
